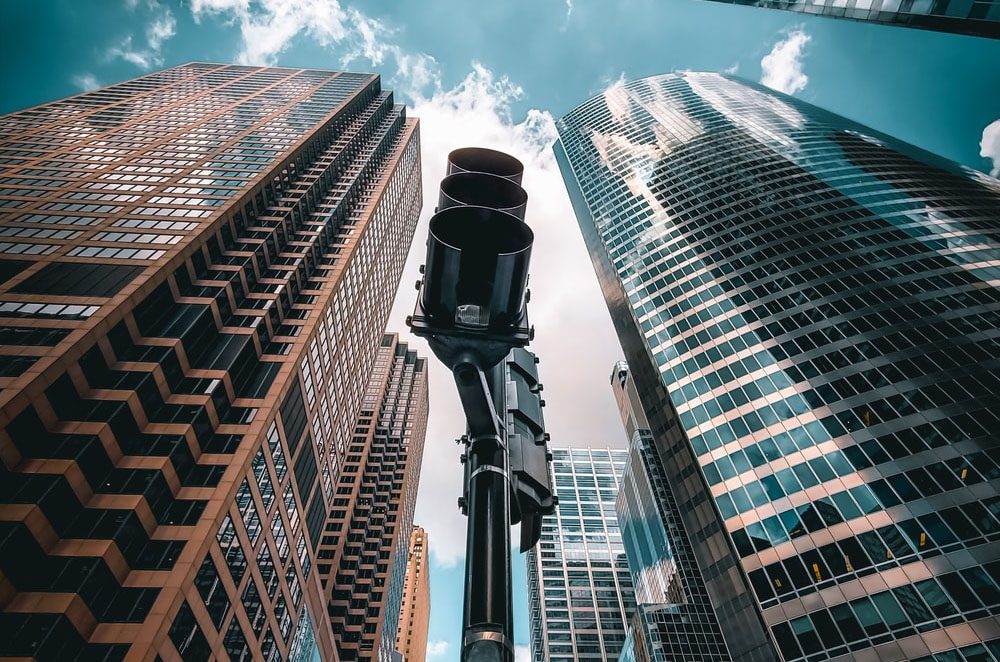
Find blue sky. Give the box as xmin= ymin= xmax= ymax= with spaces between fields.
xmin=3 ymin=2 xmax=998 ymax=660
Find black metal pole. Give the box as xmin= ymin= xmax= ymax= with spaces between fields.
xmin=454 ymin=362 xmax=514 ymax=662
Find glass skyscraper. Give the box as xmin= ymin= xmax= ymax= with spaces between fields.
xmin=0 ymin=63 xmax=424 ymax=660
xmin=525 ymin=447 xmax=635 ymax=661
xmin=613 ymin=361 xmax=732 ymax=662
xmin=555 ymin=72 xmax=1000 ymax=662
xmin=699 ymin=0 xmax=999 ymax=38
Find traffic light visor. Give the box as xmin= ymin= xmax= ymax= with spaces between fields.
xmin=447 ymin=147 xmax=524 ymax=183
xmin=439 ymin=172 xmax=528 ymax=220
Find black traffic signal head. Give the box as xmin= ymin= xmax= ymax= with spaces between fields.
xmin=423 ymin=205 xmax=532 ymax=328
xmin=447 ymin=147 xmax=524 ymax=183
xmin=439 ymin=172 xmax=527 ymax=220
xmin=409 ymin=147 xmax=534 ymax=371
xmin=504 ymin=348 xmax=556 ymax=551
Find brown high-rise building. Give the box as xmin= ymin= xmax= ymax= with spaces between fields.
xmin=0 ymin=62 xmax=422 ymax=661
xmin=394 ymin=525 xmax=431 ymax=662
xmin=322 ymin=334 xmax=428 ymax=662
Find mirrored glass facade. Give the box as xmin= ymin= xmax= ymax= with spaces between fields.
xmin=555 ymin=72 xmax=1000 ymax=662
xmin=0 ymin=63 xmax=424 ymax=660
xmin=526 ymin=447 xmax=635 ymax=661
xmin=614 ymin=362 xmax=732 ymax=662
xmin=700 ymin=0 xmax=999 ymax=38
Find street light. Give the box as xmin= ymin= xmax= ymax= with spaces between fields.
xmin=407 ymin=148 xmax=555 ymax=662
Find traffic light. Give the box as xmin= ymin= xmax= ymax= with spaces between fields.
xmin=504 ymin=348 xmax=556 ymax=551
xmin=414 ymin=148 xmax=555 ymax=551
xmin=439 ymin=172 xmax=527 ymax=219
xmin=447 ymin=146 xmax=524 ymax=182
xmin=408 ymin=146 xmax=555 ymax=662
xmin=422 ymin=205 xmax=532 ymax=333
xmin=408 ymin=158 xmax=534 ymax=371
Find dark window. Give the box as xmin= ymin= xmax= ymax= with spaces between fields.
xmin=838 ymin=537 xmax=872 ymax=571
xmin=905 ymin=467 xmax=942 ymax=496
xmin=879 ymin=525 xmax=915 ymax=558
xmin=809 ymin=609 xmax=843 ymax=649
xmin=965 ymin=502 xmax=1000 ymax=535
xmin=306 ymin=490 xmax=327 ymax=550
xmin=242 ymin=578 xmax=267 ymax=637
xmin=850 ymin=597 xmax=888 ymax=637
xmin=783 ymin=556 xmax=812 ymax=590
xmin=849 ymin=486 xmax=881 ymax=514
xmin=257 ymin=544 xmax=279 ymax=598
xmin=0 ymin=325 xmax=70 ymax=346
xmin=790 ymin=615 xmax=823 ymax=655
xmin=829 ymin=603 xmax=865 ymax=643
xmin=0 ymin=258 xmax=31 ymax=285
xmin=915 ymin=579 xmax=957 ymax=618
xmin=168 ymin=601 xmax=211 ymax=661
xmin=892 ymin=584 xmax=933 ymax=625
xmin=293 ymin=436 xmax=318 ymax=504
xmin=870 ymin=591 xmax=910 ymax=630
xmin=749 ymin=568 xmax=774 ymax=601
xmin=217 ymin=516 xmax=247 ymax=584
xmin=868 ymin=479 xmax=901 ymax=508
xmin=0 ymin=355 xmax=37 ymax=377
xmin=766 ymin=563 xmax=794 ymax=596
xmin=831 ymin=491 xmax=861 ymax=520
xmin=13 ymin=262 xmax=142 ymax=297
xmin=886 ymin=474 xmax=921 ymax=502
xmin=261 ymin=628 xmax=277 ymax=661
xmin=225 ymin=617 xmax=251 ymax=661
xmin=194 ymin=555 xmax=230 ymax=629
xmin=280 ymin=379 xmax=307 ymax=454
xmin=938 ymin=573 xmax=983 ymax=612
xmin=917 ymin=513 xmax=959 ymax=546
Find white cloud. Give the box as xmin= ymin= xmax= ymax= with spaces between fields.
xmin=107 ymin=8 xmax=176 ymax=70
xmin=760 ymin=28 xmax=811 ymax=95
xmin=394 ymin=51 xmax=441 ymax=100
xmin=72 ymin=73 xmax=100 ymax=92
xmin=189 ymin=0 xmax=249 ymax=14
xmin=980 ymin=119 xmax=1000 ymax=177
xmin=191 ymin=0 xmax=349 ymax=66
xmin=343 ymin=8 xmax=389 ymax=65
xmin=516 ymin=645 xmax=531 ymax=662
xmin=392 ymin=63 xmax=623 ymax=567
xmin=561 ymin=0 xmax=574 ymax=30
xmin=189 ymin=0 xmax=440 ymax=101
xmin=426 ymin=640 xmax=450 ymax=657
xmin=146 ymin=13 xmax=176 ymax=53
xmin=337 ymin=9 xmax=441 ymax=101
